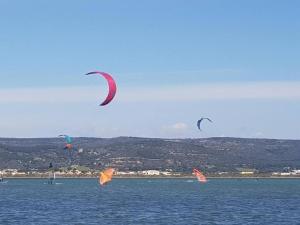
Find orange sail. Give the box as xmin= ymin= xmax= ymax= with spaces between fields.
xmin=65 ymin=143 xmax=72 ymax=150
xmin=193 ymin=168 xmax=207 ymax=183
xmin=99 ymin=168 xmax=115 ymax=186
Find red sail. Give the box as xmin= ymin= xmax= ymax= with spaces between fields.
xmin=193 ymin=168 xmax=207 ymax=183
xmin=86 ymin=71 xmax=117 ymax=106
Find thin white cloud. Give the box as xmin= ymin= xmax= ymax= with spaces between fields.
xmin=121 ymin=82 xmax=300 ymax=102
xmin=0 ymin=81 xmax=300 ymax=104
xmin=0 ymin=86 xmax=100 ymax=103
xmin=161 ymin=122 xmax=189 ymax=137
xmin=171 ymin=122 xmax=188 ymax=130
xmin=254 ymin=131 xmax=264 ymax=138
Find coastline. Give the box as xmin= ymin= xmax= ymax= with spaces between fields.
xmin=3 ymin=176 xmax=300 ymax=179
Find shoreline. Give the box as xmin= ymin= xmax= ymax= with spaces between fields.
xmin=3 ymin=176 xmax=300 ymax=179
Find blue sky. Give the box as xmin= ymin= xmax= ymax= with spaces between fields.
xmin=0 ymin=0 xmax=300 ymax=138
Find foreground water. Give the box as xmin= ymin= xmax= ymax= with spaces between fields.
xmin=1 ymin=178 xmax=300 ymax=225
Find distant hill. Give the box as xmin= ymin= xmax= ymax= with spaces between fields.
xmin=0 ymin=137 xmax=299 ymax=172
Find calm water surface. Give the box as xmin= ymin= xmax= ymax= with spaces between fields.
xmin=0 ymin=178 xmax=300 ymax=225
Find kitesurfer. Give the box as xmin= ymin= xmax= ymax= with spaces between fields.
xmin=48 ymin=162 xmax=55 ymax=185
xmin=0 ymin=172 xmax=4 ymax=183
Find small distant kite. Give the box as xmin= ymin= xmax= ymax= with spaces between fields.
xmin=197 ymin=118 xmax=213 ymax=131
xmin=59 ymin=135 xmax=73 ymax=150
xmin=85 ymin=71 xmax=117 ymax=106
xmin=99 ymin=168 xmax=115 ymax=186
xmin=193 ymin=168 xmax=207 ymax=183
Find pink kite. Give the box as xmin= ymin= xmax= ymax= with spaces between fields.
xmin=193 ymin=168 xmax=207 ymax=183
xmin=86 ymin=71 xmax=117 ymax=106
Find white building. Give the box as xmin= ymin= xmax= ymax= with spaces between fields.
xmin=116 ymin=171 xmax=137 ymax=175
xmin=160 ymin=171 xmax=172 ymax=176
xmin=280 ymin=172 xmax=291 ymax=176
xmin=141 ymin=170 xmax=160 ymax=176
xmin=291 ymin=170 xmax=300 ymax=175
xmin=240 ymin=171 xmax=254 ymax=175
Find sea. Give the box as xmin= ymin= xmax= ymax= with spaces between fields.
xmin=1 ymin=178 xmax=300 ymax=225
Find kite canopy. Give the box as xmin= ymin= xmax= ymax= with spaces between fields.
xmin=193 ymin=168 xmax=207 ymax=183
xmin=64 ymin=143 xmax=73 ymax=150
xmin=86 ymin=71 xmax=117 ymax=106
xmin=197 ymin=118 xmax=213 ymax=131
xmin=59 ymin=135 xmax=72 ymax=144
xmin=59 ymin=135 xmax=73 ymax=150
xmin=99 ymin=168 xmax=115 ymax=186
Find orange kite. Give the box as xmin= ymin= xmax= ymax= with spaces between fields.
xmin=99 ymin=168 xmax=115 ymax=186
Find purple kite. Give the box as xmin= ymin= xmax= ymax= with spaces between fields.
xmin=86 ymin=71 xmax=117 ymax=106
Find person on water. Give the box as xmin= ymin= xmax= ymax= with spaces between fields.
xmin=0 ymin=172 xmax=3 ymax=183
xmin=48 ymin=176 xmax=54 ymax=185
xmin=48 ymin=162 xmax=55 ymax=185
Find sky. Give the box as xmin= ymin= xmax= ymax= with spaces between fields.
xmin=0 ymin=0 xmax=300 ymax=139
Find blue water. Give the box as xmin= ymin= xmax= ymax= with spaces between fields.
xmin=1 ymin=178 xmax=300 ymax=225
